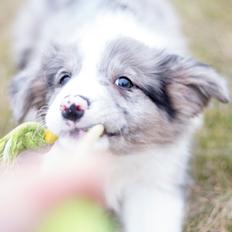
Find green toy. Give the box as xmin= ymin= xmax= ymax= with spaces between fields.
xmin=0 ymin=122 xmax=117 ymax=232
xmin=0 ymin=122 xmax=58 ymax=163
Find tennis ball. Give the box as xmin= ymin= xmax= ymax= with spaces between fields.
xmin=37 ymin=199 xmax=118 ymax=232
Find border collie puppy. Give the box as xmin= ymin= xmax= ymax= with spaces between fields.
xmin=10 ymin=0 xmax=229 ymax=231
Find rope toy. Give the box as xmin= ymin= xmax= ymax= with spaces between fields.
xmin=0 ymin=122 xmax=58 ymax=163
xmin=0 ymin=122 xmax=117 ymax=232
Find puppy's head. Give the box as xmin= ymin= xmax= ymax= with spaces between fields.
xmin=10 ymin=38 xmax=230 ymax=154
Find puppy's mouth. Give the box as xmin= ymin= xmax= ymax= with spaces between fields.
xmin=68 ymin=128 xmax=88 ymax=139
xmin=66 ymin=126 xmax=121 ymax=139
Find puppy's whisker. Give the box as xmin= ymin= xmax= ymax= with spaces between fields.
xmin=35 ymin=112 xmax=47 ymax=128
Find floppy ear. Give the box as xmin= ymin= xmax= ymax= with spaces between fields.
xmin=160 ymin=55 xmax=230 ymax=118
xmin=10 ymin=44 xmax=70 ymax=122
xmin=10 ymin=68 xmax=46 ymax=122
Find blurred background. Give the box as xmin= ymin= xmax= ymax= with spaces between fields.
xmin=0 ymin=0 xmax=231 ymax=231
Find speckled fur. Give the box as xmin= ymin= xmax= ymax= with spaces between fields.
xmin=10 ymin=1 xmax=229 ymax=232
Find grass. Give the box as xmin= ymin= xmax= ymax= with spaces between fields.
xmin=0 ymin=0 xmax=21 ymax=134
xmin=185 ymin=107 xmax=232 ymax=232
xmin=173 ymin=0 xmax=232 ymax=231
xmin=0 ymin=0 xmax=232 ymax=231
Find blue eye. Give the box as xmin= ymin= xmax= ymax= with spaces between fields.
xmin=115 ymin=76 xmax=133 ymax=89
xmin=59 ymin=73 xmax=72 ymax=86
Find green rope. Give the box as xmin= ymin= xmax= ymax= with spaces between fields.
xmin=0 ymin=122 xmax=47 ymax=162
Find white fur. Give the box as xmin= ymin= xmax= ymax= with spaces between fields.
xmin=13 ymin=1 xmax=209 ymax=231
xmin=45 ymin=131 xmax=193 ymax=232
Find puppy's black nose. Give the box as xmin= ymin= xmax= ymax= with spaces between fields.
xmin=62 ymin=104 xmax=84 ymax=122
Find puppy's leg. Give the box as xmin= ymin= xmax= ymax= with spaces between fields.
xmin=121 ymin=187 xmax=184 ymax=232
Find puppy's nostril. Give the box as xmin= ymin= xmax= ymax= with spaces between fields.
xmin=61 ymin=103 xmax=84 ymax=122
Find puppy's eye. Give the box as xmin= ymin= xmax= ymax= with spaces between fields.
xmin=115 ymin=76 xmax=133 ymax=89
xmin=59 ymin=73 xmax=72 ymax=86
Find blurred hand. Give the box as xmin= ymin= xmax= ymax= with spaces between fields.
xmin=0 ymin=131 xmax=109 ymax=232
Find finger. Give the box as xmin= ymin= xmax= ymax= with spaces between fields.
xmin=82 ymin=124 xmax=105 ymax=145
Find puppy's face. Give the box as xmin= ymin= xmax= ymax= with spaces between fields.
xmin=11 ymin=37 xmax=229 ymax=154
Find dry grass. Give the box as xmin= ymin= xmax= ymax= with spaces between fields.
xmin=0 ymin=0 xmax=232 ymax=231
xmin=0 ymin=0 xmax=21 ymax=134
xmin=173 ymin=0 xmax=232 ymax=231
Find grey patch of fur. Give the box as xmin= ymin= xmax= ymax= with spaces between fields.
xmin=12 ymin=0 xmax=184 ymax=69
xmin=10 ymin=68 xmax=47 ymax=122
xmin=47 ymin=0 xmax=77 ymax=9
xmin=101 ymin=37 xmax=229 ymax=115
xmin=11 ymin=37 xmax=229 ymax=152
xmin=100 ymin=38 xmax=176 ymax=117
xmin=94 ymin=38 xmax=230 ymax=152
xmin=42 ymin=45 xmax=81 ymax=88
xmin=10 ymin=44 xmax=81 ymax=122
xmin=161 ymin=55 xmax=230 ymax=117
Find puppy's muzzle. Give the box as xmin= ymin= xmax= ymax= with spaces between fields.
xmin=60 ymin=95 xmax=90 ymax=122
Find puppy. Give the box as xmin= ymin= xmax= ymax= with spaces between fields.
xmin=10 ymin=0 xmax=230 ymax=231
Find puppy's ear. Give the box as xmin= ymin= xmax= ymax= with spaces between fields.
xmin=159 ymin=55 xmax=230 ymax=118
xmin=10 ymin=44 xmax=69 ymax=122
xmin=10 ymin=69 xmax=46 ymax=122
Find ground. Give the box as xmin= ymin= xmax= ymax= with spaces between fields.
xmin=0 ymin=0 xmax=231 ymax=231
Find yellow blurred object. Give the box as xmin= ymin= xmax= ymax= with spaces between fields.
xmin=45 ymin=130 xmax=59 ymax=145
